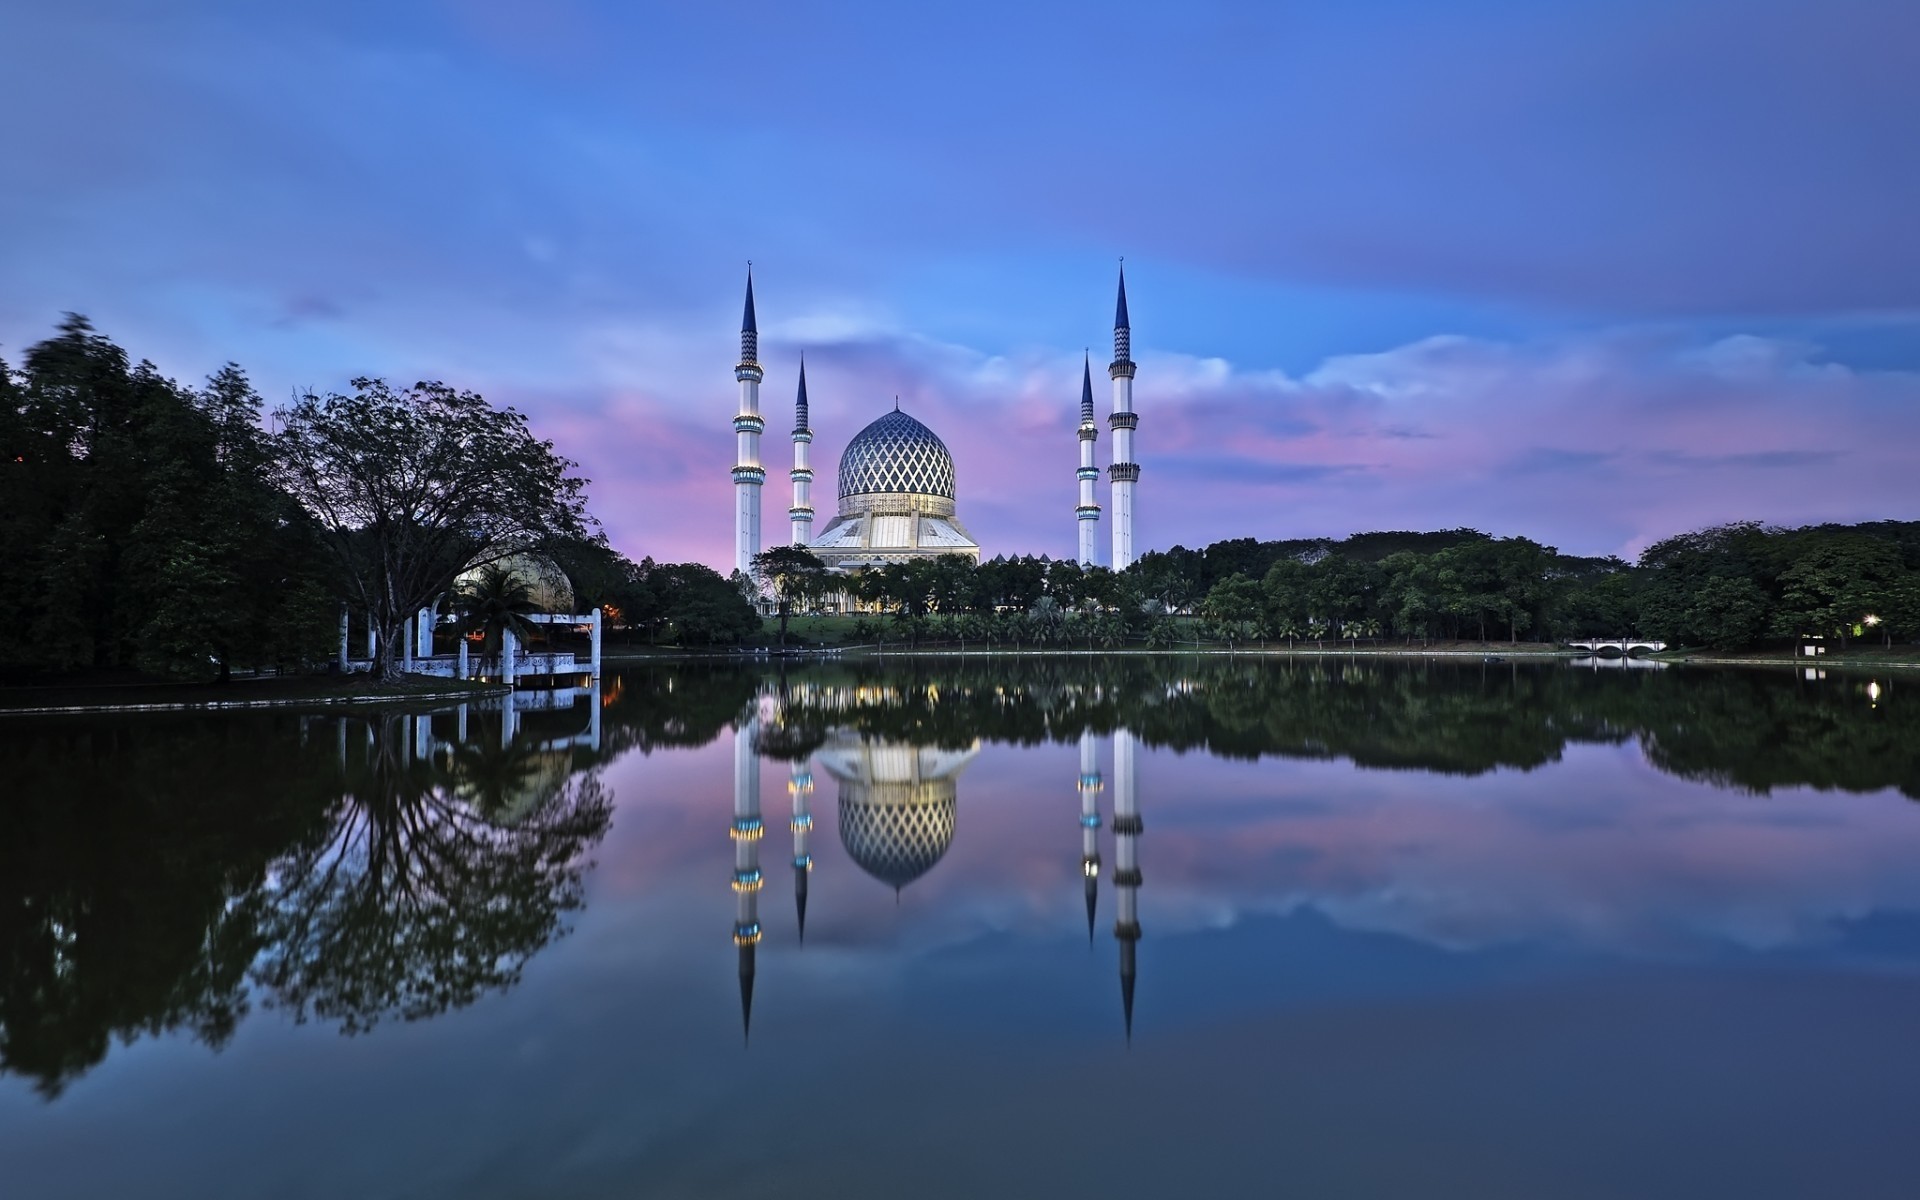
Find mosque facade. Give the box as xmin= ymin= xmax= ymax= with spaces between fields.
xmin=728 ymin=267 xmax=1140 ymax=576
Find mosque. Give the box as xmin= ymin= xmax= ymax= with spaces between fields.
xmin=728 ymin=266 xmax=1141 ymax=574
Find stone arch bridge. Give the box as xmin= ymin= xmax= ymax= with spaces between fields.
xmin=1565 ymin=638 xmax=1668 ymax=656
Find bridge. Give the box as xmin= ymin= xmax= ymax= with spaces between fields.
xmin=1565 ymin=638 xmax=1667 ymax=656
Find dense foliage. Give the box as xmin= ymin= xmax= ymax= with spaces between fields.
xmin=0 ymin=318 xmax=749 ymax=679
xmin=810 ymin=525 xmax=1920 ymax=652
xmin=276 ymin=377 xmax=593 ymax=681
xmin=0 ymin=317 xmax=335 ymax=680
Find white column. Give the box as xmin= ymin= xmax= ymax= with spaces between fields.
xmin=590 ymin=609 xmax=603 ymax=678
xmin=366 ymin=620 xmax=377 ymax=660
xmin=418 ymin=605 xmax=435 ymax=659
xmin=1110 ymin=364 xmax=1137 ymax=572
xmin=502 ymin=627 xmax=518 ymax=686
xmin=402 ymin=615 xmax=415 ymax=670
xmin=338 ymin=606 xmax=350 ymax=671
xmin=733 ymin=278 xmax=766 ymax=576
xmin=1109 ymin=271 xmax=1139 ymax=571
xmin=457 ymin=637 xmax=469 ymax=680
xmin=791 ymin=360 xmax=814 ymax=547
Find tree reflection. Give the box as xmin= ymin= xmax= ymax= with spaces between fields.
xmin=0 ymin=701 xmax=613 ymax=1097
xmin=723 ymin=655 xmax=1920 ymax=799
xmin=254 ymin=711 xmax=612 ymax=1033
xmin=0 ymin=716 xmax=336 ymax=1096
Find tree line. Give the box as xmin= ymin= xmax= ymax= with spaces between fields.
xmin=758 ymin=523 xmax=1920 ymax=652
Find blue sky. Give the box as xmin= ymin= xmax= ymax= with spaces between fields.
xmin=3 ymin=0 xmax=1916 ymax=564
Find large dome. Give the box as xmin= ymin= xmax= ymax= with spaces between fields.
xmin=837 ymin=409 xmax=955 ymax=501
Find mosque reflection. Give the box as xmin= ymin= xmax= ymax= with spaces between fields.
xmin=730 ymin=687 xmax=1148 ymax=1041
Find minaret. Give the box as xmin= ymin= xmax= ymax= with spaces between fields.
xmin=1078 ymin=728 xmax=1104 ymax=943
xmin=1112 ymin=727 xmax=1143 ymax=1040
xmin=732 ymin=269 xmax=766 ymax=576
xmin=790 ymin=755 xmax=814 ymax=941
xmin=1108 ymin=265 xmax=1140 ymax=570
xmin=789 ymin=357 xmax=814 ymax=547
xmin=731 ymin=715 xmax=765 ymax=1042
xmin=1075 ymin=355 xmax=1102 ymax=566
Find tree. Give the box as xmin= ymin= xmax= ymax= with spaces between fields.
xmin=455 ymin=563 xmax=540 ymax=654
xmin=1772 ymin=537 xmax=1906 ymax=648
xmin=275 ymin=378 xmax=590 ymax=681
xmin=753 ymin=545 xmax=829 ymax=648
xmin=652 ymin=562 xmax=759 ymax=645
xmin=1 ymin=319 xmax=332 ymax=680
xmin=1201 ymin=574 xmax=1264 ymax=650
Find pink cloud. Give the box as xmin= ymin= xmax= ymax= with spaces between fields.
xmin=509 ymin=323 xmax=1920 ymax=568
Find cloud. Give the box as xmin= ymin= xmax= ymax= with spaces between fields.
xmin=491 ymin=320 xmax=1919 ymax=567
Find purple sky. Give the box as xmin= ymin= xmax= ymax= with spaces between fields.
xmin=3 ymin=1 xmax=1917 ymax=565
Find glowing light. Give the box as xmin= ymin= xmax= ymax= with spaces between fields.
xmin=1869 ymin=681 xmax=1883 ymax=705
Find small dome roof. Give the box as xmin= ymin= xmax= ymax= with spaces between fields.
xmin=837 ymin=409 xmax=955 ymax=501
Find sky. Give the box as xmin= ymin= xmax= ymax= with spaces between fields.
xmin=2 ymin=0 xmax=1917 ymax=566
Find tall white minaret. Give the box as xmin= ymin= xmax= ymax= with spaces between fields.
xmin=1112 ymin=727 xmax=1143 ymax=1040
xmin=789 ymin=357 xmax=814 ymax=547
xmin=731 ymin=715 xmax=764 ymax=1042
xmin=1108 ymin=265 xmax=1140 ymax=570
xmin=1075 ymin=355 xmax=1101 ymax=566
xmin=732 ymin=269 xmax=766 ymax=576
xmin=1078 ymin=728 xmax=1104 ymax=943
xmin=790 ymin=755 xmax=814 ymax=941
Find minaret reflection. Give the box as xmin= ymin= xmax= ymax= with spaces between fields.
xmin=730 ymin=716 xmax=764 ymax=1043
xmin=1078 ymin=730 xmax=1104 ymax=944
xmin=1112 ymin=728 xmax=1143 ymax=1041
xmin=790 ymin=757 xmax=814 ymax=942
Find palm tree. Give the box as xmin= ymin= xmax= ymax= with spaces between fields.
xmin=457 ymin=564 xmax=540 ymax=654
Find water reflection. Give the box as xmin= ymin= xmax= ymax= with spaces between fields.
xmin=256 ymin=704 xmax=611 ymax=1035
xmin=0 ymin=687 xmax=612 ymax=1095
xmin=1 ymin=658 xmax=1914 ymax=1099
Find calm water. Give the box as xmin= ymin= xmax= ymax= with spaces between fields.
xmin=3 ymin=657 xmax=1919 ymax=1199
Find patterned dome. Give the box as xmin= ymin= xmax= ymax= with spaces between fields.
xmin=816 ymin=734 xmax=977 ymax=892
xmin=838 ymin=792 xmax=956 ymax=890
xmin=837 ymin=409 xmax=955 ymax=501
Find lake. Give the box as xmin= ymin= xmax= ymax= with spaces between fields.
xmin=3 ymin=656 xmax=1918 ymax=1199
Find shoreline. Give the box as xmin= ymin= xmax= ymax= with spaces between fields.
xmin=8 ymin=645 xmax=1914 ymax=715
xmin=0 ymin=676 xmax=510 ymax=718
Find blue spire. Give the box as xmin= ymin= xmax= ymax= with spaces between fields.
xmin=1114 ymin=263 xmax=1130 ymax=332
xmin=1080 ymin=354 xmax=1095 ymax=424
xmin=742 ymin=267 xmax=758 ymax=335
xmin=795 ymin=355 xmax=809 ymax=432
